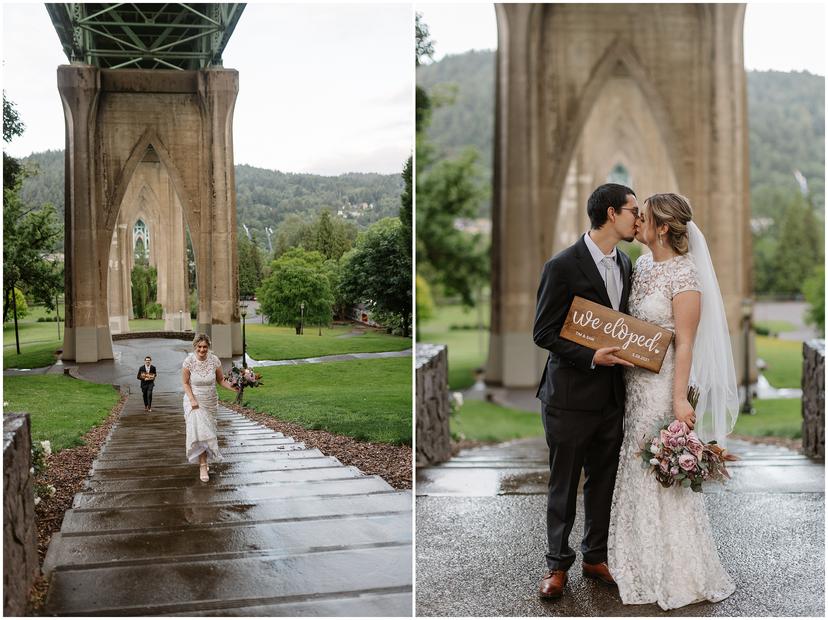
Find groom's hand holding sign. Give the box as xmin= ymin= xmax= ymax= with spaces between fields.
xmin=593 ymin=346 xmax=635 ymax=367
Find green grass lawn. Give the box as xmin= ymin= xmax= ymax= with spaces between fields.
xmin=219 ymin=356 xmax=412 ymax=444
xmin=733 ymin=398 xmax=801 ymax=439
xmin=450 ymin=400 xmax=543 ymax=442
xmin=4 ymin=321 xmax=63 ymax=369
xmin=755 ymin=335 xmax=802 ymax=389
xmin=4 ymin=376 xmax=121 ymax=452
xmin=452 ymin=397 xmax=801 ymax=443
xmin=4 ymin=317 xmax=410 ymax=369
xmin=243 ymin=324 xmax=411 ymax=361
xmin=419 ymin=304 xmax=489 ymax=390
xmin=754 ymin=320 xmax=797 ymax=335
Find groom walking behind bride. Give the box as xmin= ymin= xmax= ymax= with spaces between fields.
xmin=532 ymin=183 xmax=638 ymax=600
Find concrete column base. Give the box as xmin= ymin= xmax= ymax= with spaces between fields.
xmin=109 ymin=315 xmax=129 ymax=335
xmin=210 ymin=324 xmax=233 ymax=359
xmin=163 ymin=312 xmax=190 ymax=332
xmin=64 ymin=326 xmax=114 ymax=363
xmin=231 ymin=322 xmax=242 ymax=355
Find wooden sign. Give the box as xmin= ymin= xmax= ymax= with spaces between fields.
xmin=560 ymin=296 xmax=673 ymax=373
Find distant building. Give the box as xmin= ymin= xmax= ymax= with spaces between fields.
xmin=348 ymin=303 xmax=380 ymax=327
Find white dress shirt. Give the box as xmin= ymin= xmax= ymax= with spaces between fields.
xmin=583 ymin=231 xmax=623 ymax=309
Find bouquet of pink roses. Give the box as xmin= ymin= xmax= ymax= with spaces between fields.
xmin=227 ymin=364 xmax=263 ymax=390
xmin=637 ymin=388 xmax=738 ymax=492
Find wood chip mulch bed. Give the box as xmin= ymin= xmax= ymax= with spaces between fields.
xmin=222 ymin=402 xmax=412 ymax=489
xmin=26 ymin=391 xmax=127 ymax=615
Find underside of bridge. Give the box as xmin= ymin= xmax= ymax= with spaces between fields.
xmin=48 ymin=3 xmax=245 ymax=361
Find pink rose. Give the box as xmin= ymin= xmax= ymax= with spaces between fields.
xmin=667 ymin=436 xmax=680 ymax=449
xmin=686 ymin=433 xmax=704 ymax=459
xmin=668 ymin=420 xmax=688 ymax=436
xmin=660 ymin=429 xmax=672 ymax=446
xmin=679 ymin=453 xmax=697 ymax=471
xmin=670 ymin=466 xmax=679 ymax=476
xmin=676 ymin=436 xmax=687 ymax=447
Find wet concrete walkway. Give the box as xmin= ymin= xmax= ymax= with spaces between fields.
xmin=416 ymin=437 xmax=824 ymax=616
xmin=42 ymin=394 xmax=412 ymax=615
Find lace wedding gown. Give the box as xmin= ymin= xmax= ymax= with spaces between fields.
xmin=182 ymin=352 xmax=223 ymax=464
xmin=607 ymin=253 xmax=735 ymax=610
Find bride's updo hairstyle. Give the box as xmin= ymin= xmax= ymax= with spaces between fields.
xmin=644 ymin=193 xmax=693 ymax=255
xmin=192 ymin=333 xmax=211 ymax=348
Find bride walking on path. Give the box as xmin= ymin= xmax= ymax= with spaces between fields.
xmin=608 ymin=193 xmax=738 ymax=610
xmin=182 ymin=333 xmax=239 ymax=482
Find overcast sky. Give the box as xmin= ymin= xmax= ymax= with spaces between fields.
xmin=418 ymin=3 xmax=826 ymax=75
xmin=3 ymin=2 xmax=824 ymax=171
xmin=2 ymin=3 xmax=414 ymax=175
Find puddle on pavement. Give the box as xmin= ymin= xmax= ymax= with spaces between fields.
xmin=417 ymin=468 xmax=550 ymax=496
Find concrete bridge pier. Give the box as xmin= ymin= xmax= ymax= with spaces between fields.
xmin=59 ymin=65 xmax=242 ymax=362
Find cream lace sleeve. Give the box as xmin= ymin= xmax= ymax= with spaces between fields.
xmin=670 ymin=256 xmax=701 ymax=298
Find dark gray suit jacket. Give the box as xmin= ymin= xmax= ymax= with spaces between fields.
xmin=533 ymin=235 xmax=632 ymax=411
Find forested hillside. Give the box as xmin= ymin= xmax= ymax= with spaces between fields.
xmin=18 ymin=152 xmax=403 ymax=250
xmin=417 ymin=51 xmax=825 ymax=215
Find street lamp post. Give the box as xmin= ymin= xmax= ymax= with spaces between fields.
xmin=240 ymin=302 xmax=248 ymax=368
xmin=741 ymin=298 xmax=755 ymax=415
xmin=300 ymin=301 xmax=305 ymax=335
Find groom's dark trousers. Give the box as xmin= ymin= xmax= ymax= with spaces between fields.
xmin=533 ymin=234 xmax=631 ymax=571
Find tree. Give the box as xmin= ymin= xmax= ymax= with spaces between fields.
xmin=257 ymin=248 xmax=334 ymax=333
xmin=3 ymin=96 xmax=62 ymax=352
xmin=415 ymin=17 xmax=489 ymax=307
xmin=416 ymin=274 xmax=434 ymax=332
xmin=417 ymin=148 xmax=489 ymax=305
xmin=340 ymin=218 xmax=411 ymax=336
xmin=322 ymin=258 xmax=354 ymax=321
xmin=238 ymin=232 xmax=264 ymax=297
xmin=271 ymin=211 xmax=357 ymax=262
xmin=771 ymin=193 xmax=822 ymax=295
xmin=3 ymin=288 xmax=28 ymax=322
xmin=130 ymin=263 xmax=157 ymax=319
xmin=3 ymin=94 xmax=25 ymax=195
xmin=400 ymin=156 xmax=412 ymax=256
xmin=803 ymin=266 xmax=825 ymax=334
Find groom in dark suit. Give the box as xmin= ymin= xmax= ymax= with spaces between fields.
xmin=533 ymin=183 xmax=639 ymax=599
xmin=137 ymin=356 xmax=157 ymax=412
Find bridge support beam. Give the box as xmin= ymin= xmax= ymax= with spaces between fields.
xmin=59 ymin=65 xmax=241 ymax=362
xmin=488 ymin=4 xmax=752 ymax=388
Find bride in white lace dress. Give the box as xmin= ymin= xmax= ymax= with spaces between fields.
xmin=608 ymin=194 xmax=737 ymax=610
xmin=182 ymin=333 xmax=238 ymax=482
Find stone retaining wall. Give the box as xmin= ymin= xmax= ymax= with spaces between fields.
xmin=3 ymin=413 xmax=39 ymax=615
xmin=416 ymin=344 xmax=452 ymax=467
xmin=801 ymin=339 xmax=825 ymax=459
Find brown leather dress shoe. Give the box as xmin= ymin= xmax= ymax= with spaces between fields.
xmin=538 ymin=570 xmax=568 ymax=599
xmin=582 ymin=561 xmax=617 ymax=586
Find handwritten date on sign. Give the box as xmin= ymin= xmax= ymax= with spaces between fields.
xmin=560 ymin=296 xmax=674 ymax=373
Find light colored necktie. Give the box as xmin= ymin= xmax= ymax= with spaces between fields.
xmin=602 ymin=256 xmax=620 ymax=310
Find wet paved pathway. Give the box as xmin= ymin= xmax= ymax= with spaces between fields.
xmin=416 ymin=436 xmax=824 ymax=616
xmin=35 ymin=337 xmax=412 ymax=615
xmin=43 ymin=391 xmax=412 ymax=615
